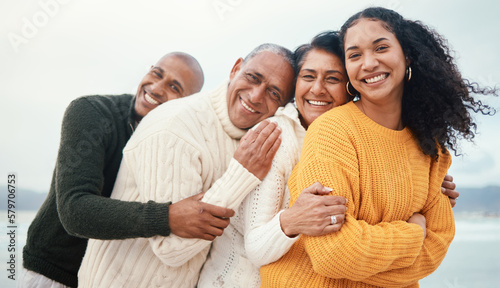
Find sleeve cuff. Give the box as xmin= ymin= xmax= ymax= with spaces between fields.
xmin=143 ymin=201 xmax=171 ymax=237
xmin=201 ymin=158 xmax=261 ymax=209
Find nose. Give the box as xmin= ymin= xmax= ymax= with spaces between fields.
xmin=362 ymin=53 xmax=379 ymax=71
xmin=248 ymin=85 xmax=267 ymax=104
xmin=150 ymin=79 xmax=167 ymax=99
xmin=310 ymin=79 xmax=326 ymax=96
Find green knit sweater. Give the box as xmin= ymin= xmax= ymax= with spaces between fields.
xmin=22 ymin=94 xmax=171 ymax=287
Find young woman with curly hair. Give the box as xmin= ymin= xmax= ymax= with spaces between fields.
xmin=260 ymin=7 xmax=496 ymax=288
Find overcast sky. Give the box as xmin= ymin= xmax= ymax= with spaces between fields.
xmin=1 ymin=0 xmax=499 ymax=192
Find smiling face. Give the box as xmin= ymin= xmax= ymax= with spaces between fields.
xmin=227 ymin=51 xmax=295 ymax=129
xmin=295 ymin=49 xmax=348 ymax=128
xmin=343 ymin=18 xmax=407 ymax=105
xmin=134 ymin=54 xmax=203 ymax=121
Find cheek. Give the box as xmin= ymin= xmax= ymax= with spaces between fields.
xmin=294 ymin=81 xmax=310 ymax=102
xmin=328 ymin=85 xmax=348 ymax=106
xmin=266 ymin=101 xmax=281 ymax=117
xmin=345 ymin=63 xmax=358 ymax=82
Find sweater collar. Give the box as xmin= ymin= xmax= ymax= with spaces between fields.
xmin=347 ymin=101 xmax=413 ymax=142
xmin=128 ymin=96 xmax=138 ymax=136
xmin=210 ymin=80 xmax=247 ymax=140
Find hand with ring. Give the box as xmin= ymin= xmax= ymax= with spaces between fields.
xmin=280 ymin=182 xmax=347 ymax=237
xmin=330 ymin=215 xmax=338 ymax=225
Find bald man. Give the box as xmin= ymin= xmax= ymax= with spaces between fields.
xmin=19 ymin=52 xmax=234 ymax=288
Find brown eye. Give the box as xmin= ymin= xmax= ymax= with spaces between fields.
xmin=376 ymin=46 xmax=388 ymax=52
xmin=171 ymin=85 xmax=180 ymax=93
xmin=326 ymin=77 xmax=340 ymax=84
xmin=246 ymin=73 xmax=259 ymax=83
xmin=302 ymin=74 xmax=314 ymax=81
xmin=348 ymin=52 xmax=361 ymax=59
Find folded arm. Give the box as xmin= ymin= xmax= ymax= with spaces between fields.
xmin=292 ymin=128 xmax=454 ymax=286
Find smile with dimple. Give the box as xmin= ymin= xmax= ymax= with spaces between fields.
xmin=240 ymin=98 xmax=257 ymax=113
xmin=145 ymin=93 xmax=159 ymax=105
xmin=364 ymin=73 xmax=388 ymax=84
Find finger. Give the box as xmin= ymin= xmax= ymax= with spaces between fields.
xmin=255 ymin=122 xmax=280 ymax=153
xmin=265 ymin=133 xmax=282 ymax=159
xmin=242 ymin=120 xmax=272 ymax=145
xmin=240 ymin=129 xmax=258 ymax=145
xmin=324 ymin=205 xmax=347 ymax=216
xmin=322 ymin=223 xmax=344 ymax=234
xmin=322 ymin=195 xmax=348 ymax=206
xmin=302 ymin=182 xmax=332 ymax=195
xmin=441 ymin=187 xmax=459 ymax=199
xmin=449 ymin=198 xmax=457 ymax=208
xmin=202 ymin=225 xmax=225 ymax=237
xmin=441 ymin=181 xmax=456 ymax=190
xmin=253 ymin=119 xmax=271 ymax=134
xmin=200 ymin=233 xmax=216 ymax=241
xmin=200 ymin=202 xmax=235 ymax=218
xmin=325 ymin=214 xmax=345 ymax=226
xmin=206 ymin=216 xmax=231 ymax=230
xmin=443 ymin=174 xmax=453 ymax=182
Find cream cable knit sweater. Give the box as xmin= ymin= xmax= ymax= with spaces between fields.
xmin=198 ymin=103 xmax=306 ymax=288
xmin=78 ymin=82 xmax=261 ymax=288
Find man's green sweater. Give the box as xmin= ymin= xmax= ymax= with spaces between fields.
xmin=22 ymin=95 xmax=171 ymax=287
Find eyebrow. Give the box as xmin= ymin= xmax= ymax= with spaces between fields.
xmin=345 ymin=37 xmax=389 ymax=52
xmin=152 ymin=66 xmax=164 ymax=74
xmin=173 ymin=80 xmax=184 ymax=93
xmin=249 ymin=70 xmax=286 ymax=99
xmin=152 ymin=66 xmax=185 ymax=93
xmin=302 ymin=68 xmax=343 ymax=75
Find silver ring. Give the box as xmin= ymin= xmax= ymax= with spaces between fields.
xmin=330 ymin=215 xmax=337 ymax=225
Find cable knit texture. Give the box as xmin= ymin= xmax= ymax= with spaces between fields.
xmin=78 ymin=81 xmax=261 ymax=288
xmin=260 ymin=101 xmax=455 ymax=288
xmin=198 ymin=103 xmax=306 ymax=288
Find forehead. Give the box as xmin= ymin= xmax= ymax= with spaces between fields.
xmin=302 ymin=49 xmax=344 ymax=71
xmin=345 ymin=18 xmax=397 ymax=46
xmin=243 ymin=51 xmax=294 ymax=90
xmin=154 ymin=56 xmax=195 ymax=82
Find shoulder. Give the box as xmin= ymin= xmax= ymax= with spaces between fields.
xmin=302 ymin=103 xmax=359 ymax=161
xmin=307 ymin=102 xmax=356 ymax=141
xmin=313 ymin=102 xmax=355 ymax=129
xmin=126 ymin=92 xmax=212 ymax=148
xmin=66 ymin=94 xmax=133 ymax=118
xmin=142 ymin=92 xmax=210 ymax=124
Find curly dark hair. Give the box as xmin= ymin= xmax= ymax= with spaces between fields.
xmin=339 ymin=7 xmax=497 ymax=158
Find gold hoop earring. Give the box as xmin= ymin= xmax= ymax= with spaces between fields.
xmin=406 ymin=66 xmax=412 ymax=82
xmin=346 ymin=81 xmax=355 ymax=96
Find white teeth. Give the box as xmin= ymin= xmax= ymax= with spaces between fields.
xmin=365 ymin=74 xmax=388 ymax=84
xmin=307 ymin=100 xmax=329 ymax=106
xmin=241 ymin=99 xmax=257 ymax=113
xmin=145 ymin=93 xmax=159 ymax=105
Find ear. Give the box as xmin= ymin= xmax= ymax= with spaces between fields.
xmin=229 ymin=58 xmax=244 ymax=80
xmin=405 ymin=56 xmax=411 ymax=67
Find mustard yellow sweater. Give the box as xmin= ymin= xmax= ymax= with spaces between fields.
xmin=260 ymin=102 xmax=455 ymax=288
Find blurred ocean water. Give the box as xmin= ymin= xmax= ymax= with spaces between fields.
xmin=1 ymin=212 xmax=499 ymax=288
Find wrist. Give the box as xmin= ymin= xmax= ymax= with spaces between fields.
xmin=279 ymin=209 xmax=298 ymax=238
